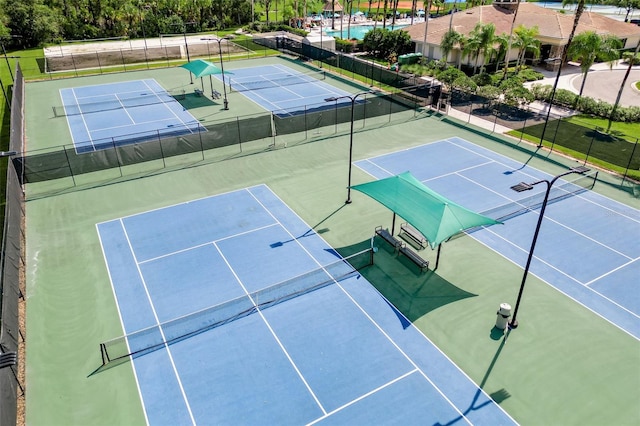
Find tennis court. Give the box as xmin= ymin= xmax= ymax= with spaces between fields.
xmin=221 ymin=64 xmax=355 ymax=116
xmin=356 ymin=137 xmax=640 ymax=338
xmin=58 ymin=79 xmax=205 ymax=153
xmin=96 ymin=185 xmax=516 ymax=424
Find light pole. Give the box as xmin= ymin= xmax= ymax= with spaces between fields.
xmin=508 ymin=165 xmax=590 ymax=328
xmin=325 ymin=90 xmax=376 ymax=204
xmin=179 ymin=21 xmax=196 ymax=84
xmin=213 ymin=37 xmax=230 ymax=110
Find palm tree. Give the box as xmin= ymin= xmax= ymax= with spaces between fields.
xmin=440 ymin=29 xmax=462 ymax=65
xmin=464 ymin=23 xmax=495 ymax=74
xmin=513 ymin=25 xmax=540 ymax=69
xmin=478 ymin=23 xmax=496 ymax=74
xmin=501 ymin=0 xmax=520 ymax=81
xmin=382 ymin=0 xmax=388 ymax=28
xmin=607 ymin=39 xmax=640 ymax=132
xmin=391 ymin=0 xmax=399 ymax=26
xmin=421 ymin=0 xmax=433 ymax=57
xmin=567 ymin=31 xmax=622 ymax=104
xmin=539 ymin=0 xmax=587 ymax=146
xmin=493 ymin=33 xmax=511 ymax=73
xmin=411 ymin=0 xmax=418 ymax=24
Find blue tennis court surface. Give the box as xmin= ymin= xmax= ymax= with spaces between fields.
xmin=220 ymin=64 xmax=354 ymax=116
xmin=97 ymin=185 xmax=516 ymax=425
xmin=356 ymin=137 xmax=640 ymax=339
xmin=60 ymin=79 xmax=205 ymax=153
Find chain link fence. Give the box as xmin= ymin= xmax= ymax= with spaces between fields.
xmin=449 ymin=88 xmax=640 ymax=184
xmin=1 ymin=62 xmax=25 ymax=426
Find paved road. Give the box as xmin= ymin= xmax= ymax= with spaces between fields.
xmin=528 ymin=62 xmax=640 ymax=108
xmin=570 ymin=68 xmax=640 ymax=108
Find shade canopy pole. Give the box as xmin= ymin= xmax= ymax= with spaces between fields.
xmin=391 ymin=212 xmax=396 ymax=235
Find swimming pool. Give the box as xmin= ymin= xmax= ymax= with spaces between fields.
xmin=325 ymin=24 xmax=407 ymax=40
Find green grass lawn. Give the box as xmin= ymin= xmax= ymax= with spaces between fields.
xmin=507 ymin=114 xmax=640 ymax=181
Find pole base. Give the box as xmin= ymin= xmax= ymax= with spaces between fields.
xmin=345 ymin=199 xmax=352 ymax=204
xmin=508 ymin=320 xmax=518 ymax=329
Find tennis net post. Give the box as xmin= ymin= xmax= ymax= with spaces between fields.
xmin=98 ymin=247 xmax=373 ymax=366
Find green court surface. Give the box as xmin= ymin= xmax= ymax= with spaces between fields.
xmin=23 ymin=57 xmax=640 ymax=425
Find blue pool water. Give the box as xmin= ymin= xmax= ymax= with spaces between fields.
xmin=325 ymin=24 xmax=407 ymax=40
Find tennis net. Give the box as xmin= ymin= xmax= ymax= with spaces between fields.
xmin=99 ymin=247 xmax=373 ymax=366
xmin=229 ymin=70 xmax=326 ymax=92
xmin=480 ymin=170 xmax=598 ymax=222
xmin=52 ymin=90 xmax=185 ymax=117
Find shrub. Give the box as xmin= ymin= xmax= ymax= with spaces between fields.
xmin=453 ymin=75 xmax=477 ymax=92
xmin=436 ymin=66 xmax=466 ymax=91
xmin=517 ymin=68 xmax=544 ymax=82
xmin=471 ymin=72 xmax=493 ymax=86
xmin=622 ymin=51 xmax=640 ymax=65
xmin=553 ymin=88 xmax=577 ymax=108
xmin=503 ymin=85 xmax=534 ymax=107
xmin=335 ymin=38 xmax=354 ymax=53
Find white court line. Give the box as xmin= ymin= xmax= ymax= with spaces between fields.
xmin=445 ymin=137 xmax=640 ymax=224
xmin=307 ymin=369 xmax=420 ymax=425
xmin=213 ymin=241 xmax=328 ymax=416
xmin=71 ymin=88 xmax=96 ymax=152
xmin=96 ymin=224 xmax=150 ymax=426
xmin=584 ymin=257 xmax=639 ymax=287
xmin=114 ymin=93 xmax=136 ymax=124
xmin=121 ymin=219 xmax=197 ymax=425
xmin=138 ymin=222 xmax=279 ymax=264
xmin=480 ymin=224 xmax=640 ymax=326
xmin=246 ymin=187 xmax=507 ymax=424
xmin=356 ymin=139 xmax=640 ymax=339
xmin=451 ymin=168 xmax=635 ymax=261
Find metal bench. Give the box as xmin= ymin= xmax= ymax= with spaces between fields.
xmin=399 ymin=243 xmax=429 ymax=271
xmin=375 ymin=226 xmax=401 ymax=250
xmin=400 ymin=222 xmax=428 ymax=249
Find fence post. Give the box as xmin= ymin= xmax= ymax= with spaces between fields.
xmin=197 ymin=125 xmax=205 ymax=161
xmin=71 ymin=54 xmax=79 ymax=77
xmin=549 ymin=114 xmax=561 ymax=153
xmin=120 ymin=49 xmax=127 ymax=72
xmin=62 ymin=146 xmax=77 ymax=187
xmin=96 ymin=52 xmax=103 ymax=74
xmin=158 ymin=139 xmax=167 ymax=169
xmin=237 ymin=117 xmax=243 ymax=152
xmin=112 ymin=139 xmax=124 ymax=178
xmin=584 ymin=133 xmax=596 ymax=165
xmin=304 ymin=106 xmax=308 ymax=140
xmin=622 ymin=138 xmax=638 ymax=183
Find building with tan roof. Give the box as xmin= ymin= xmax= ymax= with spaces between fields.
xmin=402 ymin=1 xmax=640 ymax=68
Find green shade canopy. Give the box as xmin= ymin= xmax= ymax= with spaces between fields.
xmin=180 ymin=59 xmax=226 ymax=78
xmin=352 ymin=172 xmax=502 ymax=248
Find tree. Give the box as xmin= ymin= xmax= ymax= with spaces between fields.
xmin=513 ymin=25 xmax=540 ymax=69
xmin=440 ymin=29 xmax=462 ymax=65
xmin=539 ymin=0 xmax=587 ymax=145
xmin=567 ymin=31 xmax=622 ymax=105
xmin=463 ymin=23 xmax=495 ymax=74
xmin=4 ymin=0 xmax=63 ymax=46
xmin=363 ymin=27 xmax=411 ymax=60
xmin=492 ymin=33 xmax=510 ymax=73
xmin=436 ymin=66 xmax=465 ymax=92
xmin=607 ymin=39 xmax=640 ymax=131
xmin=605 ymin=0 xmax=640 ymax=22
